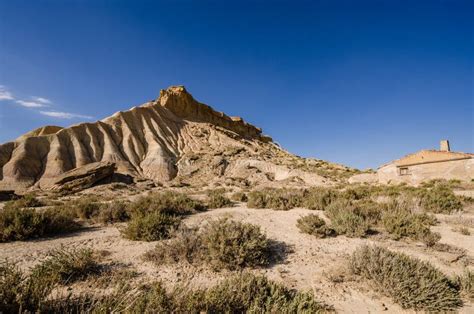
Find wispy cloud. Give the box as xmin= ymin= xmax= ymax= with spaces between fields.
xmin=0 ymin=85 xmax=14 ymax=100
xmin=16 ymin=100 xmax=48 ymax=108
xmin=40 ymin=111 xmax=93 ymax=120
xmin=32 ymin=96 xmax=52 ymax=104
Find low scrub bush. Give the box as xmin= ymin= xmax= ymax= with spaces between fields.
xmin=247 ymin=188 xmax=304 ymax=210
xmin=418 ymin=184 xmax=463 ymax=213
xmin=456 ymin=270 xmax=474 ymax=301
xmin=382 ymin=201 xmax=440 ymax=246
xmin=31 ymin=247 xmax=101 ymax=285
xmin=94 ymin=200 xmax=130 ymax=224
xmin=121 ymin=211 xmax=181 ymax=241
xmin=130 ymin=191 xmax=206 ymax=216
xmin=0 ymin=207 xmax=79 ymax=242
xmin=41 ymin=273 xmax=329 ymax=313
xmin=296 ymin=214 xmax=335 ymax=238
xmin=302 ymin=187 xmax=340 ymax=210
xmin=145 ymin=218 xmax=273 ymax=270
xmin=207 ymin=189 xmax=233 ymax=208
xmin=350 ymin=245 xmax=462 ymax=311
xmin=325 ymin=200 xmax=372 ymax=237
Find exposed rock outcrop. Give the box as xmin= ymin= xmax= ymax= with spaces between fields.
xmin=51 ymin=161 xmax=116 ymax=194
xmin=0 ymin=86 xmax=353 ymax=191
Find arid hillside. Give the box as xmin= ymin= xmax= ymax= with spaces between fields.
xmin=0 ymin=86 xmax=357 ymax=192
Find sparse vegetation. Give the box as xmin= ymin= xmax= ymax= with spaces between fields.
xmin=94 ymin=200 xmax=130 ymax=224
xmin=145 ymin=218 xmax=273 ymax=270
xmin=297 ymin=214 xmax=335 ymax=238
xmin=325 ymin=200 xmax=372 ymax=237
xmin=4 ymin=193 xmax=44 ymax=210
xmin=31 ymin=247 xmax=101 ymax=285
xmin=302 ymin=187 xmax=339 ymax=210
xmin=121 ymin=211 xmax=181 ymax=241
xmin=207 ymin=189 xmax=233 ymax=208
xmin=350 ymin=245 xmax=462 ymax=311
xmin=0 ymin=207 xmax=79 ymax=242
xmin=418 ymin=183 xmax=463 ymax=213
xmin=130 ymin=191 xmax=206 ymax=216
xmin=34 ymin=273 xmax=330 ymax=313
xmin=456 ymin=270 xmax=474 ymax=301
xmin=247 ymin=188 xmax=304 ymax=210
xmin=382 ymin=200 xmax=440 ymax=246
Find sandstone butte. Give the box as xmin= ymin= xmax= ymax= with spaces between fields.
xmin=0 ymin=86 xmax=356 ymax=192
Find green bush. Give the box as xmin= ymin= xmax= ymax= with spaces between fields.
xmin=0 ymin=207 xmax=79 ymax=242
xmin=42 ymin=273 xmax=329 ymax=313
xmin=296 ymin=214 xmax=335 ymax=238
xmin=382 ymin=201 xmax=439 ymax=246
xmin=302 ymin=187 xmax=339 ymax=210
xmin=207 ymin=190 xmax=233 ymax=208
xmin=419 ymin=184 xmax=463 ymax=213
xmin=247 ymin=188 xmax=304 ymax=210
xmin=146 ymin=218 xmax=272 ymax=270
xmin=0 ymin=260 xmax=55 ymax=313
xmin=121 ymin=211 xmax=181 ymax=241
xmin=350 ymin=245 xmax=462 ymax=311
xmin=130 ymin=191 xmax=206 ymax=216
xmin=31 ymin=247 xmax=101 ymax=285
xmin=325 ymin=200 xmax=371 ymax=237
xmin=187 ymin=272 xmax=328 ymax=313
xmin=94 ymin=200 xmax=130 ymax=224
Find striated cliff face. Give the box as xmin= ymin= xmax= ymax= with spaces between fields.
xmin=0 ymin=86 xmax=349 ymax=191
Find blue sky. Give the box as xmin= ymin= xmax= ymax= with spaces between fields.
xmin=0 ymin=0 xmax=472 ymax=169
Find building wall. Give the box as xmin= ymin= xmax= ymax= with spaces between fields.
xmin=377 ymin=158 xmax=474 ymax=185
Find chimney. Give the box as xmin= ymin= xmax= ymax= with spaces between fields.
xmin=440 ymin=140 xmax=450 ymax=152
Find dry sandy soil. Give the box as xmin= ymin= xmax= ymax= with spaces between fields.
xmin=2 ymin=194 xmax=473 ymax=313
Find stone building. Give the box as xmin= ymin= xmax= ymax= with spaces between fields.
xmin=350 ymin=140 xmax=474 ymax=185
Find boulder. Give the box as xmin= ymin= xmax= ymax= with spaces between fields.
xmin=52 ymin=161 xmax=117 ymax=194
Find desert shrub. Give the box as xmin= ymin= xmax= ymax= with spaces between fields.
xmin=0 ymin=260 xmax=56 ymax=313
xmin=456 ymin=270 xmax=474 ymax=301
xmin=94 ymin=200 xmax=130 ymax=224
xmin=302 ymin=187 xmax=340 ymax=210
xmin=4 ymin=193 xmax=43 ymax=210
xmin=144 ymin=226 xmax=203 ymax=265
xmin=71 ymin=197 xmax=102 ymax=219
xmin=325 ymin=200 xmax=371 ymax=237
xmin=382 ymin=201 xmax=440 ymax=246
xmin=130 ymin=191 xmax=206 ymax=216
xmin=247 ymin=188 xmax=303 ymax=210
xmin=187 ymin=272 xmax=328 ymax=313
xmin=341 ymin=185 xmax=373 ymax=200
xmin=0 ymin=207 xmax=79 ymax=242
xmin=296 ymin=214 xmax=335 ymax=238
xmin=121 ymin=211 xmax=181 ymax=241
xmin=454 ymin=226 xmax=471 ymax=235
xmin=207 ymin=189 xmax=233 ymax=208
xmin=146 ymin=218 xmax=272 ymax=270
xmin=200 ymin=219 xmax=271 ymax=270
xmin=418 ymin=184 xmax=463 ymax=213
xmin=42 ymin=273 xmax=329 ymax=313
xmin=231 ymin=191 xmax=248 ymax=202
xmin=350 ymin=245 xmax=462 ymax=311
xmin=31 ymin=247 xmax=100 ymax=285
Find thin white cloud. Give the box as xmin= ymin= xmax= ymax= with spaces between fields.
xmin=16 ymin=100 xmax=48 ymax=108
xmin=0 ymin=85 xmax=14 ymax=101
xmin=32 ymin=96 xmax=52 ymax=104
xmin=40 ymin=111 xmax=93 ymax=120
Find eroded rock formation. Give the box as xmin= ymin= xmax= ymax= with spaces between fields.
xmin=0 ymin=86 xmax=352 ymax=191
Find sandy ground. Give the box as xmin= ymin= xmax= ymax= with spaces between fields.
xmin=1 ymin=203 xmax=473 ymax=313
